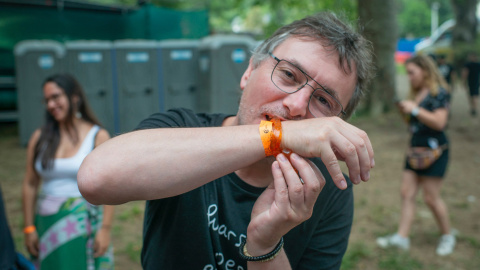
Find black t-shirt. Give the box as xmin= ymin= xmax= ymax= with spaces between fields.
xmin=464 ymin=61 xmax=480 ymax=88
xmin=409 ymin=88 xmax=450 ymax=147
xmin=136 ymin=108 xmax=354 ymax=270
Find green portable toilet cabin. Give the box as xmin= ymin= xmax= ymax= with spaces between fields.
xmin=14 ymin=40 xmax=65 ymax=146
xmin=65 ymin=40 xmax=116 ymax=135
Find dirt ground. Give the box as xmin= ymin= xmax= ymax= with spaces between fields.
xmin=0 ymin=73 xmax=479 ymax=269
xmin=344 ymin=75 xmax=480 ymax=269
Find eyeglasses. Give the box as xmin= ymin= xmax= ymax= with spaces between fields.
xmin=44 ymin=93 xmax=65 ymax=105
xmin=269 ymin=52 xmax=346 ymax=118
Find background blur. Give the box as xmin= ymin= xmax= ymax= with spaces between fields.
xmin=1 ymin=0 xmax=480 ymax=269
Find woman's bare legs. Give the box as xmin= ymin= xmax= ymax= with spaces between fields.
xmin=398 ymin=170 xmax=421 ymax=237
xmin=421 ymin=176 xmax=451 ymax=234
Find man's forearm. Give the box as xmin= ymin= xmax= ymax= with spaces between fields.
xmin=78 ymin=125 xmax=265 ymax=205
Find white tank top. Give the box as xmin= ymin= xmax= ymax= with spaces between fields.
xmin=35 ymin=125 xmax=100 ymax=197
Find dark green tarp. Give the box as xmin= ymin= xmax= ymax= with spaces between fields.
xmin=0 ymin=2 xmax=209 ymax=75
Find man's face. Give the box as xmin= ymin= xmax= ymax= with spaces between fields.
xmin=236 ymin=37 xmax=357 ymax=125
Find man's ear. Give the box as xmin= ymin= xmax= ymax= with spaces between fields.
xmin=240 ymin=58 xmax=254 ymax=91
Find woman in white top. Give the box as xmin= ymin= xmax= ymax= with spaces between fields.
xmin=22 ymin=74 xmax=114 ymax=269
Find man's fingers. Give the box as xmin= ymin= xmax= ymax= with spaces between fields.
xmin=338 ymin=127 xmax=373 ymax=183
xmin=302 ymin=158 xmax=325 ymax=208
xmin=320 ymin=145 xmax=348 ymax=189
xmin=271 ymin=160 xmax=290 ymax=209
xmin=276 ymin=154 xmax=305 ymax=207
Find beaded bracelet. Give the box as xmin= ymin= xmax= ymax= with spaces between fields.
xmin=239 ymin=237 xmax=284 ymax=262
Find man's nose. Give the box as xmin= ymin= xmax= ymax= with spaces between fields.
xmin=282 ymin=84 xmax=312 ymax=118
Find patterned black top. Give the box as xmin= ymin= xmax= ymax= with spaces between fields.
xmin=409 ymin=87 xmax=450 ymax=147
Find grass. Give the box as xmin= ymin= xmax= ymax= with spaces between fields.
xmin=341 ymin=242 xmax=372 ymax=270
xmin=377 ymin=251 xmax=423 ymax=270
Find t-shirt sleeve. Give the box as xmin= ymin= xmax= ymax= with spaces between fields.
xmin=135 ymin=109 xmax=194 ymax=130
xmin=431 ymin=88 xmax=450 ymax=111
xmin=135 ymin=108 xmax=229 ymax=131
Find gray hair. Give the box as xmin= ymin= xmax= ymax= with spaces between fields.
xmin=252 ymin=12 xmax=374 ymax=119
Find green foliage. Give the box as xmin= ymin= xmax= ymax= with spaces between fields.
xmin=84 ymin=0 xmax=357 ymax=37
xmin=86 ymin=0 xmax=456 ymax=39
xmin=397 ymin=0 xmax=453 ymax=38
xmin=452 ymin=37 xmax=480 ymax=66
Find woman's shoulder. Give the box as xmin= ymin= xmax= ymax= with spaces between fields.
xmin=28 ymin=129 xmax=42 ymax=146
xmin=94 ymin=127 xmax=110 ymax=146
xmin=436 ymin=87 xmax=450 ymax=99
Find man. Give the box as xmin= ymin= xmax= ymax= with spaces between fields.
xmin=78 ymin=12 xmax=375 ymax=269
xmin=436 ymin=55 xmax=455 ymax=90
xmin=462 ymin=52 xmax=480 ymax=116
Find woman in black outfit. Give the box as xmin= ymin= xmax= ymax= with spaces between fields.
xmin=377 ymin=55 xmax=455 ymax=256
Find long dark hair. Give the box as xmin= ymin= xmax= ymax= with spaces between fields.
xmin=34 ymin=73 xmax=102 ymax=170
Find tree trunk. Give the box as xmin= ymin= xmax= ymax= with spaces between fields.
xmin=358 ymin=0 xmax=398 ymax=116
xmin=450 ymin=0 xmax=478 ymax=67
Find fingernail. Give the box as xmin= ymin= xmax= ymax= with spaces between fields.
xmin=362 ymin=171 xmax=370 ymax=181
xmin=277 ymin=154 xmax=287 ymax=162
xmin=356 ymin=175 xmax=362 ymax=184
xmin=371 ymin=158 xmax=375 ymax=168
xmin=273 ymin=161 xmax=280 ymax=169
xmin=340 ymin=180 xmax=347 ymax=189
xmin=291 ymin=153 xmax=300 ymax=160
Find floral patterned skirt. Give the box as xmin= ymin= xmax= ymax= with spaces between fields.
xmin=34 ymin=195 xmax=114 ymax=270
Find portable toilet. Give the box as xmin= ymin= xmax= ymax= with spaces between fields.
xmin=157 ymin=39 xmax=200 ymax=112
xmin=65 ymin=40 xmax=116 ymax=135
xmin=113 ymin=40 xmax=160 ymax=133
xmin=14 ymin=40 xmax=65 ymax=146
xmin=197 ymin=35 xmax=256 ymax=115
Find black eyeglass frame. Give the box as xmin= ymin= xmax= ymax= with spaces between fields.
xmin=268 ymin=52 xmax=346 ymax=118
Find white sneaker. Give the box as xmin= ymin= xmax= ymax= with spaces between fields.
xmin=436 ymin=234 xmax=456 ymax=256
xmin=376 ymin=233 xmax=410 ymax=251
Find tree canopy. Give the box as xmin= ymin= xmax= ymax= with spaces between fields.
xmin=86 ymin=0 xmax=454 ymax=39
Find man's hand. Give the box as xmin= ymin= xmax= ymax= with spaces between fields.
xmin=245 ymin=153 xmax=325 ymax=255
xmin=281 ymin=117 xmax=374 ymax=190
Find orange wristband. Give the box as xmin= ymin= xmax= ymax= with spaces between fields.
xmin=259 ymin=120 xmax=274 ymax=156
xmin=23 ymin=225 xmax=36 ymax=234
xmin=259 ymin=119 xmax=284 ymax=156
xmin=271 ymin=118 xmax=283 ymax=156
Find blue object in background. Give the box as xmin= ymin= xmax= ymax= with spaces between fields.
xmin=397 ymin=38 xmax=423 ymax=52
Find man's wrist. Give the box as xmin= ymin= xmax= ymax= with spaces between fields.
xmin=239 ymin=237 xmax=284 ymax=262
